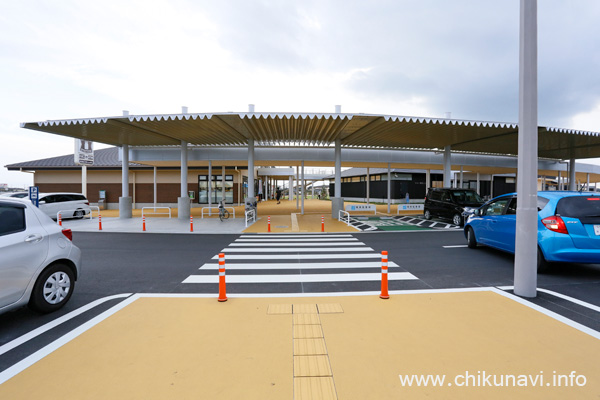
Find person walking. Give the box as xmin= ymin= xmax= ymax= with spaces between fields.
xmin=276 ymin=187 xmax=282 ymax=204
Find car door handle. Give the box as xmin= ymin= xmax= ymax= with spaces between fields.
xmin=25 ymin=234 xmax=43 ymax=243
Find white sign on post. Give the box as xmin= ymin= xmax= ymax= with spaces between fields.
xmin=74 ymin=139 xmax=94 ymax=165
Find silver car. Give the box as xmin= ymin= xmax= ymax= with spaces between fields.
xmin=0 ymin=197 xmax=81 ymax=314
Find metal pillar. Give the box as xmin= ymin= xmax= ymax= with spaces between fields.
xmin=289 ymin=175 xmax=293 ymax=201
xmin=460 ymin=166 xmax=464 ymax=189
xmin=222 ymin=166 xmax=226 ymax=201
xmin=443 ymin=146 xmax=452 ymax=187
xmin=296 ymin=165 xmax=300 ymax=209
xmin=119 ymin=144 xmax=132 ymax=218
xmin=514 ymin=0 xmax=538 ymax=298
xmin=332 ymin=138 xmax=344 ymax=218
xmin=208 ymin=160 xmax=212 ymax=215
xmin=366 ymin=167 xmax=370 ymax=204
xmin=153 ymin=166 xmax=157 ymax=208
xmin=81 ymin=165 xmax=87 ymax=198
xmin=247 ymin=139 xmax=254 ymax=201
xmin=569 ymin=158 xmax=576 ymax=191
xmin=476 ymin=172 xmax=481 ymax=195
xmin=177 ymin=140 xmax=190 ymax=220
xmin=426 ymin=169 xmax=431 ymax=191
xmin=301 ymin=161 xmax=305 ymax=215
xmin=387 ymin=163 xmax=391 ymax=214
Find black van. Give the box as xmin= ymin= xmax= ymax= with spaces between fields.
xmin=423 ymin=188 xmax=484 ymax=226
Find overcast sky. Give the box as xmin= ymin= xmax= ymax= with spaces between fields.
xmin=1 ymin=0 xmax=600 ymax=187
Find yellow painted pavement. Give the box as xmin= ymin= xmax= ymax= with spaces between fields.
xmin=1 ymin=291 xmax=599 ymax=399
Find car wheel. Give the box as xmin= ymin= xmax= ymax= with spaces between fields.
xmin=74 ymin=209 xmax=84 ymax=219
xmin=452 ymin=213 xmax=463 ymax=226
xmin=424 ymin=209 xmax=431 ymax=220
xmin=537 ymin=247 xmax=550 ymax=273
xmin=29 ymin=263 xmax=75 ymax=313
xmin=466 ymin=227 xmax=477 ymax=248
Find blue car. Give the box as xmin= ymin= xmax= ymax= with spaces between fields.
xmin=464 ymin=191 xmax=600 ymax=271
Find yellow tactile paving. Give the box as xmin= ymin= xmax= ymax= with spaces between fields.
xmin=293 ymin=324 xmax=324 ymax=339
xmin=317 ymin=303 xmax=344 ymax=314
xmin=294 ymin=355 xmax=333 ymax=377
xmin=294 ymin=304 xmax=318 ymax=314
xmin=293 ymin=313 xmax=321 ymax=325
xmin=294 ymin=377 xmax=338 ymax=400
xmin=1 ymin=293 xmax=599 ymax=400
xmin=267 ymin=303 xmax=293 ymax=314
xmin=294 ymin=339 xmax=328 ymax=356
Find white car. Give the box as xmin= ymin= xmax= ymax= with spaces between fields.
xmin=38 ymin=192 xmax=90 ymax=220
xmin=0 ymin=197 xmax=82 ymax=314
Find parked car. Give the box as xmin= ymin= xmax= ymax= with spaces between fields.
xmin=0 ymin=197 xmax=81 ymax=314
xmin=464 ymin=191 xmax=600 ymax=271
xmin=423 ymin=188 xmax=485 ymax=226
xmin=38 ymin=193 xmax=90 ymax=220
xmin=0 ymin=192 xmax=29 ymax=198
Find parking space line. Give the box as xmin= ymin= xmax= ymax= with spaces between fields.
xmin=497 ymin=286 xmax=600 ymax=314
xmin=0 ymin=293 xmax=132 ymax=357
xmin=442 ymin=245 xmax=468 ymax=248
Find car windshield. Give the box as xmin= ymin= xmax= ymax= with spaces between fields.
xmin=450 ymin=190 xmax=483 ymax=203
xmin=556 ymin=196 xmax=600 ymax=219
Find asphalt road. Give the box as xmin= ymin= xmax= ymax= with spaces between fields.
xmin=1 ymin=230 xmax=599 ymax=373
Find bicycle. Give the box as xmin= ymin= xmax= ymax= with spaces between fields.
xmin=218 ymin=200 xmax=230 ymax=221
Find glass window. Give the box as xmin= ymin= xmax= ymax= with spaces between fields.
xmin=556 ymin=196 xmax=600 ymax=219
xmin=482 ymin=198 xmax=511 ymax=216
xmin=0 ymin=206 xmax=25 ymax=236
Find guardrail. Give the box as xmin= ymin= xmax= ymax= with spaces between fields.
xmin=397 ymin=204 xmax=424 ymax=213
xmin=245 ymin=208 xmax=256 ymax=227
xmin=142 ymin=207 xmax=172 ymax=218
xmin=56 ymin=206 xmax=98 ymax=221
xmin=345 ymin=204 xmax=377 ymax=214
xmin=338 ymin=210 xmax=350 ymax=226
xmin=201 ymin=207 xmax=236 ymax=219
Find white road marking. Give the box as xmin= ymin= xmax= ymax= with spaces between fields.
xmin=443 ymin=245 xmax=469 ymax=248
xmin=221 ymin=247 xmax=373 ymax=252
xmin=211 ymin=253 xmax=384 ymax=260
xmin=183 ymin=272 xmax=417 ymax=284
xmin=200 ymin=261 xmax=399 ymax=270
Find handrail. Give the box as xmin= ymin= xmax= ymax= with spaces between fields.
xmin=245 ymin=208 xmax=256 ymax=227
xmin=201 ymin=207 xmax=236 ymax=219
xmin=56 ymin=206 xmax=97 ymax=221
xmin=338 ymin=210 xmax=350 ymax=226
xmin=142 ymin=207 xmax=172 ymax=218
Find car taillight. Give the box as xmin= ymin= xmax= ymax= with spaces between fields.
xmin=541 ymin=216 xmax=568 ymax=234
xmin=85 ymin=202 xmax=89 ymax=205
xmin=62 ymin=229 xmax=73 ymax=241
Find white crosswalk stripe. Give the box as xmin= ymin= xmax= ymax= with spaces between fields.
xmin=182 ymin=234 xmax=421 ymax=294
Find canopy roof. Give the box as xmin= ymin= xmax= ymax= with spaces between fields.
xmin=21 ymin=112 xmax=600 ymax=160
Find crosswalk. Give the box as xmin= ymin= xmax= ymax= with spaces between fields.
xmin=181 ymin=234 xmax=424 ymax=294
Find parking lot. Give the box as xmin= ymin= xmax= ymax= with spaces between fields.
xmin=1 ymin=229 xmax=599 ymax=398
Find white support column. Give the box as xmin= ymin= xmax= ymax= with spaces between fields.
xmin=514 ymin=0 xmax=538 ymax=298
xmin=301 ymin=161 xmax=305 ymax=215
xmin=82 ymin=165 xmax=87 ymax=198
xmin=247 ymin=139 xmax=254 ymax=201
xmin=178 ymin=140 xmax=190 ymax=220
xmin=208 ymin=160 xmax=212 ymax=215
xmin=460 ymin=166 xmax=464 ymax=189
xmin=222 ymin=166 xmax=226 ymax=202
xmin=569 ymin=158 xmax=576 ymax=191
xmin=289 ymin=175 xmax=293 ymax=201
xmin=296 ymin=165 xmax=300 ymax=209
xmin=587 ymin=173 xmax=590 ymax=190
xmin=476 ymin=172 xmax=481 ymax=195
xmin=558 ymin=171 xmax=561 ymax=191
xmin=119 ymin=144 xmax=132 ymax=218
xmin=443 ymin=146 xmax=452 ymax=187
xmin=332 ymin=138 xmax=344 ymax=218
xmin=153 ymin=166 xmax=157 ymax=208
xmin=387 ymin=163 xmax=391 ymax=214
xmin=366 ymin=167 xmax=370 ymax=204
xmin=426 ymin=169 xmax=431 ymax=191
